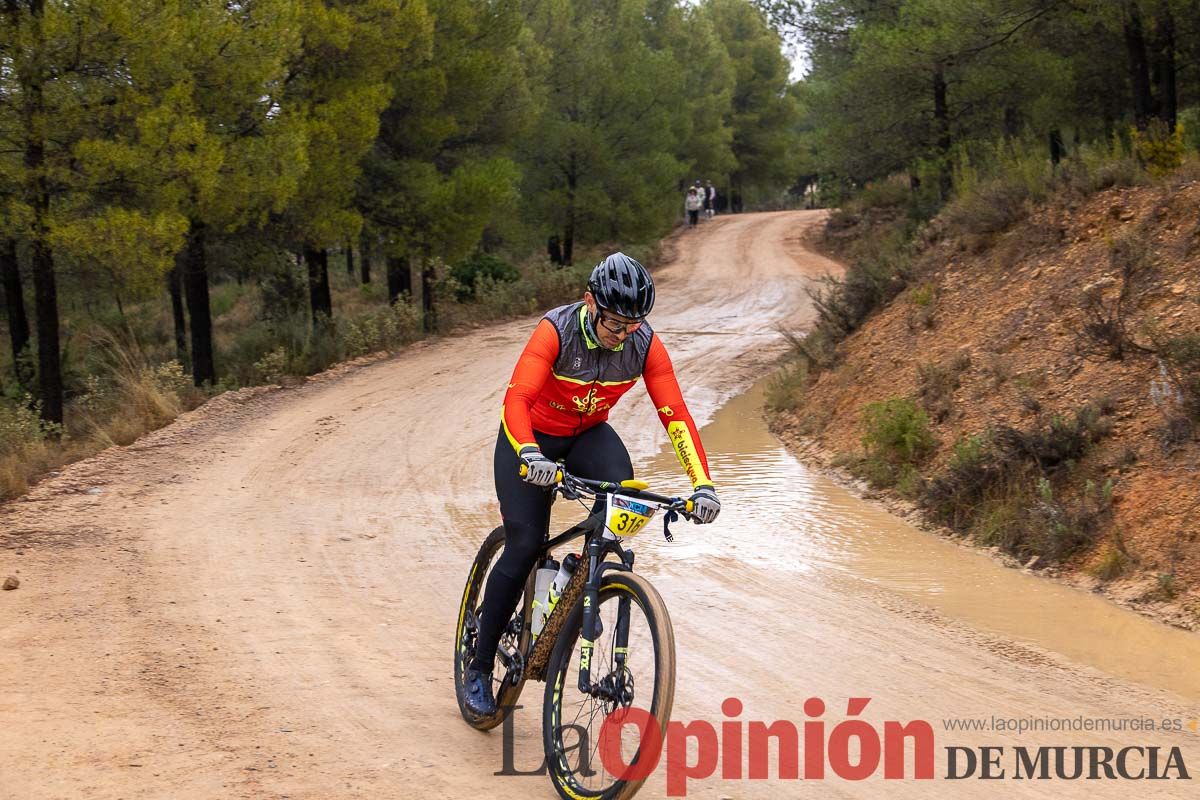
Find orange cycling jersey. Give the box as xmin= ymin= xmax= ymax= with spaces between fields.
xmin=501 ymin=302 xmax=713 ymax=490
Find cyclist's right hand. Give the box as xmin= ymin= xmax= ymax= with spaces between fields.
xmin=519 ymin=447 xmax=559 ymax=487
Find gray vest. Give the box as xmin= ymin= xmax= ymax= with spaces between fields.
xmin=543 ymin=302 xmax=653 ymax=384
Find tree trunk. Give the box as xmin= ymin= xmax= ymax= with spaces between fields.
xmin=182 ymin=221 xmax=216 ymax=386
xmin=23 ymin=0 xmax=63 ymax=424
xmin=386 ymin=255 xmax=410 ymax=304
xmin=1049 ymin=129 xmax=1065 ymax=166
xmin=1 ymin=238 xmax=31 ymax=386
xmin=421 ymin=260 xmax=436 ymax=333
xmin=345 ymin=241 xmax=354 ymax=277
xmin=304 ymin=246 xmax=332 ymax=325
xmin=932 ymin=64 xmax=952 ymax=200
xmin=1150 ymin=4 xmax=1177 ymax=130
xmin=30 ymin=233 xmax=60 ymax=425
xmin=1123 ymin=1 xmax=1153 ymax=130
xmin=359 ymin=235 xmax=372 ymax=284
xmin=166 ymin=264 xmax=188 ymax=367
xmin=563 ymin=152 xmax=576 ymax=265
xmin=1003 ymin=107 xmax=1021 ymax=140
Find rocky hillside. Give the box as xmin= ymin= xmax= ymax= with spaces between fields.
xmin=772 ymin=177 xmax=1200 ymax=629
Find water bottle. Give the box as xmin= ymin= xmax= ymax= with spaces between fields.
xmin=530 ymin=558 xmax=559 ymax=637
xmin=546 ymin=553 xmax=580 ymax=617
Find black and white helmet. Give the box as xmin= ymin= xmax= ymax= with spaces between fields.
xmin=587 ymin=252 xmax=655 ymax=320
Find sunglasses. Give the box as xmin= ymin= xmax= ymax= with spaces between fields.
xmin=596 ymin=309 xmax=643 ymax=335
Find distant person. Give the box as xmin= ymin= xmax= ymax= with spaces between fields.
xmin=685 ymin=186 xmax=703 ymax=227
xmin=704 ymin=181 xmax=716 ymax=219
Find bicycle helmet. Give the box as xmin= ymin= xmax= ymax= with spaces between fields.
xmin=587 ymin=252 xmax=655 ymax=320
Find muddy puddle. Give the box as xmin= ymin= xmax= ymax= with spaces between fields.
xmin=632 ymin=380 xmax=1200 ymax=704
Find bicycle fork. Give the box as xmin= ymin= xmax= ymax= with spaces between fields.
xmin=577 ymin=545 xmax=633 ymax=696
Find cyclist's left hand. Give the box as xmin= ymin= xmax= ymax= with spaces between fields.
xmin=689 ymin=486 xmax=720 ymax=524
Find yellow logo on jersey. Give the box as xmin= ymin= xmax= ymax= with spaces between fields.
xmin=657 ymin=405 xmax=675 ymax=417
xmin=668 ymin=421 xmax=702 ymax=486
xmin=572 ymin=388 xmax=611 ymax=416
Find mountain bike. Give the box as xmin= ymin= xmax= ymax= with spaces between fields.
xmin=454 ymin=466 xmax=697 ymax=800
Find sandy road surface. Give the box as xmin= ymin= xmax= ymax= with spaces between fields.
xmin=2 ymin=212 xmax=1196 ymax=799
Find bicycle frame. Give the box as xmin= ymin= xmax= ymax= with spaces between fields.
xmin=501 ymin=471 xmax=691 ymax=697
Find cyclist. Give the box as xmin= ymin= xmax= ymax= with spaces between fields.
xmin=463 ymin=252 xmax=721 ymax=718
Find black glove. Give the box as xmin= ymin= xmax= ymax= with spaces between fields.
xmin=689 ymin=486 xmax=720 ymax=524
xmin=519 ymin=447 xmax=558 ymax=487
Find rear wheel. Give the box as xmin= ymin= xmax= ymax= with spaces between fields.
xmin=542 ymin=571 xmax=675 ymax=799
xmin=454 ymin=525 xmax=530 ymax=730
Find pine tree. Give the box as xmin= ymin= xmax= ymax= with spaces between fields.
xmin=700 ymin=0 xmax=800 ymax=207
xmin=360 ymin=0 xmax=524 ymax=321
xmin=276 ymin=0 xmax=427 ymax=329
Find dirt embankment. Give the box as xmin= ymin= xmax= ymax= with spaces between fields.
xmin=771 ymin=180 xmax=1200 ymax=629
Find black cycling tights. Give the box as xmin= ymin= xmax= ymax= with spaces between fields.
xmin=469 ymin=423 xmax=633 ymax=675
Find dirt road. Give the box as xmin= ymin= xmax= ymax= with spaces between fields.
xmin=2 ymin=212 xmax=1196 ymax=799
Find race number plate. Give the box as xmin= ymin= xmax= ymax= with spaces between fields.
xmin=605 ymin=493 xmax=656 ymax=537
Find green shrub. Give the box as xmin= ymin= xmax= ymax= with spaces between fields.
xmin=941 ymin=177 xmax=1037 ymax=235
xmin=253 ymin=347 xmax=289 ymax=384
xmin=942 ymin=139 xmax=1055 ymax=234
xmin=847 ymin=453 xmax=924 ymax=497
xmin=299 ymin=327 xmax=342 ymax=374
xmin=972 ymin=487 xmax=1027 ymax=552
xmin=861 ymin=397 xmax=936 ymax=464
xmin=809 ymin=224 xmax=912 ymax=345
xmin=260 ymin=263 xmax=308 ymax=321
xmin=1152 ymin=572 xmax=1178 ymax=600
xmin=909 ymin=284 xmax=935 ymax=307
xmin=766 ymin=361 xmax=809 ymax=413
xmin=923 ymin=401 xmax=1117 ymax=562
xmin=339 ymin=300 xmax=423 ymax=357
xmin=1061 ymin=135 xmax=1148 ymax=196
xmin=221 ymin=315 xmax=305 ymax=386
xmin=0 ymin=397 xmax=64 ymax=499
xmin=450 ymin=253 xmax=520 ymax=302
xmin=847 ymin=178 xmax=910 ymax=214
xmin=1177 ymin=108 xmax=1200 ymax=154
xmin=0 ymin=397 xmax=60 ymax=458
xmin=795 ymin=328 xmax=837 ymax=369
xmin=1089 ymin=546 xmax=1129 ymax=581
xmin=1132 ymin=120 xmax=1186 ymax=177
xmin=209 ymin=281 xmax=244 ymax=318
xmin=924 ymin=434 xmax=999 ymax=528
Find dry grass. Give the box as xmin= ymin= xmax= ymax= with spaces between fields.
xmin=0 ymin=329 xmax=202 ymax=501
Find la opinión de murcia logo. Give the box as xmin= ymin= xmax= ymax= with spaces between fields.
xmin=496 ymin=697 xmax=1193 ymax=796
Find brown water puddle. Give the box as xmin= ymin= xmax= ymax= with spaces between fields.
xmin=634 ymin=380 xmax=1200 ymax=704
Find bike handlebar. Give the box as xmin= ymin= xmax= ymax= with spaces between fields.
xmin=519 ymin=464 xmax=696 ymax=516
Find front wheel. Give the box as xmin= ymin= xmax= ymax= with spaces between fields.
xmin=542 ymin=571 xmax=675 ymax=800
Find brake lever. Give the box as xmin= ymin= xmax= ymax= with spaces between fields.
xmin=557 ymin=478 xmax=581 ymax=501
xmin=663 ymin=510 xmax=676 ymax=542
xmin=663 ymin=498 xmax=692 ymax=541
